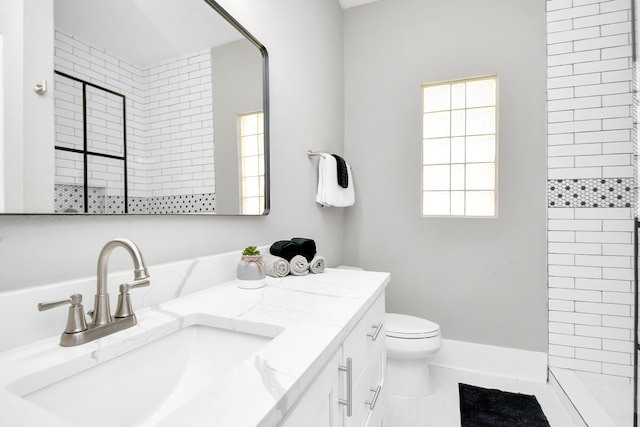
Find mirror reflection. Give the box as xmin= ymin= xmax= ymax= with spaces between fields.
xmin=49 ymin=0 xmax=268 ymax=215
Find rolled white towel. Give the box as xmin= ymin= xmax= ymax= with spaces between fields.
xmin=263 ymin=254 xmax=290 ymax=277
xmin=289 ymin=255 xmax=309 ymax=276
xmin=309 ymin=255 xmax=326 ymax=274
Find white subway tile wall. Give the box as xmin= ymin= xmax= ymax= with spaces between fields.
xmin=144 ymin=51 xmax=215 ymax=198
xmin=547 ymin=208 xmax=635 ymax=378
xmin=546 ymin=0 xmax=635 ymax=380
xmin=53 ymin=30 xmax=216 ymax=213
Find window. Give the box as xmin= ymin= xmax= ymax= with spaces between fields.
xmin=422 ymin=75 xmax=497 ymax=217
xmin=239 ymin=111 xmax=265 ymax=215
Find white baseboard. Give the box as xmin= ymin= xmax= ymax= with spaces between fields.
xmin=428 ymin=339 xmax=548 ymax=383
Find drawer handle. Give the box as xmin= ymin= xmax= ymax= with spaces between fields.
xmin=338 ymin=358 xmax=353 ymax=417
xmin=367 ymin=323 xmax=384 ymax=341
xmin=365 ymin=385 xmax=382 ymax=410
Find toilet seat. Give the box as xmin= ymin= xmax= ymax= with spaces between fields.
xmin=386 ymin=313 xmax=440 ymax=339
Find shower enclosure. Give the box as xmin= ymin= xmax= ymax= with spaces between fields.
xmin=54 ymin=70 xmax=129 ymax=214
xmin=635 ymin=1 xmax=639 ymax=425
xmin=635 ymin=219 xmax=639 ymax=426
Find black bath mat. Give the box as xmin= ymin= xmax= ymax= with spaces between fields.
xmin=459 ymin=383 xmax=550 ymax=427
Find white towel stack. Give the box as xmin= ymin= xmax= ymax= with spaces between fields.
xmin=316 ymin=153 xmax=354 ymax=207
xmin=264 ymin=254 xmax=326 ymax=277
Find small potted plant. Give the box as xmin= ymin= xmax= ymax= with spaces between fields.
xmin=236 ymin=245 xmax=266 ymax=289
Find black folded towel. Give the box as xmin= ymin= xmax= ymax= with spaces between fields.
xmin=332 ymin=154 xmax=349 ymax=188
xmin=291 ymin=237 xmax=317 ymax=263
xmin=269 ymin=240 xmax=298 ymax=262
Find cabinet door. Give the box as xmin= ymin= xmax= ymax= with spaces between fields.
xmin=279 ymin=349 xmax=342 ymax=427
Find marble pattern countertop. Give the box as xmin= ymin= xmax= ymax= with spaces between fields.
xmin=0 ymin=268 xmax=389 ymax=427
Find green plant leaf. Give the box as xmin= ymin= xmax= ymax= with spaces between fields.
xmin=242 ymin=245 xmax=260 ymax=256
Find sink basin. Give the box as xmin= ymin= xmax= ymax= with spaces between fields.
xmin=9 ymin=323 xmax=274 ymax=426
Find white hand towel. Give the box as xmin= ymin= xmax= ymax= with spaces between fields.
xmin=289 ymin=255 xmax=309 ymax=276
xmin=263 ymin=254 xmax=290 ymax=277
xmin=309 ymin=255 xmax=325 ymax=274
xmin=316 ymin=153 xmax=355 ymax=207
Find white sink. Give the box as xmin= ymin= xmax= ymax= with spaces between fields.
xmin=8 ymin=323 xmax=275 ymax=426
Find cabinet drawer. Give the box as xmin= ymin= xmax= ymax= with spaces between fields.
xmin=345 ymin=339 xmax=385 ymax=427
xmin=342 ymin=293 xmax=385 ymax=384
xmin=363 ymin=383 xmax=385 ymax=427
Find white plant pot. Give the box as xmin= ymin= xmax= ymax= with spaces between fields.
xmin=236 ymin=255 xmax=266 ymax=289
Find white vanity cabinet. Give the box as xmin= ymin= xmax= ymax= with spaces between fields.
xmin=279 ymin=293 xmax=386 ymax=427
xmin=0 ymin=257 xmax=391 ymax=427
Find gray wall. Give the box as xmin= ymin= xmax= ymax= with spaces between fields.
xmin=343 ymin=0 xmax=548 ymax=351
xmin=0 ymin=0 xmax=346 ymax=291
xmin=213 ymin=39 xmax=264 ymax=214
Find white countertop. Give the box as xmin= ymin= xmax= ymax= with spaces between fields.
xmin=0 ymin=268 xmax=389 ymax=427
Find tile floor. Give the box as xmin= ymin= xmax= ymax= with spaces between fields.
xmin=385 ymin=366 xmax=577 ymax=427
xmin=574 ymin=371 xmax=633 ymax=427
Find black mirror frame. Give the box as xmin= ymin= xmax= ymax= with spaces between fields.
xmin=204 ymin=0 xmax=270 ymax=216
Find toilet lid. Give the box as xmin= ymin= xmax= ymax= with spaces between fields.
xmin=385 ymin=313 xmax=440 ymax=339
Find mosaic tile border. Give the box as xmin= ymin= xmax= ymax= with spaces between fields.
xmin=146 ymin=194 xmax=216 ymax=214
xmin=55 ymin=184 xmax=105 ymax=214
xmin=55 ymin=184 xmax=216 ymax=214
xmin=547 ymin=178 xmax=635 ymax=208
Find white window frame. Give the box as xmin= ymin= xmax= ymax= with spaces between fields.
xmin=421 ymin=74 xmax=498 ymax=217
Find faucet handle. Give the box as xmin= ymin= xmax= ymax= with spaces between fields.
xmin=38 ymin=294 xmax=88 ymax=334
xmin=114 ymin=280 xmax=149 ymax=318
xmin=38 ymin=293 xmax=83 ymax=311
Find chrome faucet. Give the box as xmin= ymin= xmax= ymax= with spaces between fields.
xmin=38 ymin=238 xmax=151 ymax=346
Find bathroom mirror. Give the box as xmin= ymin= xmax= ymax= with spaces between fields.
xmin=9 ymin=0 xmax=269 ymax=215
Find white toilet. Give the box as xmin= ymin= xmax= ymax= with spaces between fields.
xmin=385 ymin=313 xmax=442 ymax=397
